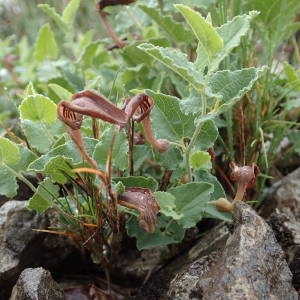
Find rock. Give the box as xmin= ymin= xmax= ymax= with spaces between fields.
xmin=0 ymin=200 xmax=47 ymax=298
xmin=261 ymin=167 xmax=300 ymax=219
xmin=197 ymin=202 xmax=298 ymax=299
xmin=269 ymin=210 xmax=300 ymax=291
xmin=260 ymin=167 xmax=300 ymax=292
xmin=135 ymin=202 xmax=297 ymax=299
xmin=0 ymin=201 xmax=77 ymax=299
xmin=10 ymin=267 xmax=64 ymax=300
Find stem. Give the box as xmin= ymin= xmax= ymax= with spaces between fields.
xmin=68 ymin=128 xmax=98 ymax=169
xmin=128 ymin=121 xmax=134 ymax=176
xmin=184 ymin=92 xmax=208 ymax=182
xmin=185 ymin=122 xmax=203 ymax=182
xmin=4 ymin=163 xmax=37 ymax=193
xmin=98 ymin=9 xmax=126 ymax=48
xmin=233 ymin=183 xmax=247 ymax=202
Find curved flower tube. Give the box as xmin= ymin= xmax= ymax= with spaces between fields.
xmin=141 ymin=116 xmax=170 ymax=153
xmin=58 ymin=90 xmax=128 ymax=129
xmin=119 ymin=187 xmax=160 ymax=233
xmin=123 ymin=93 xmax=154 ymax=122
xmin=230 ymin=162 xmax=259 ymax=202
xmin=213 ymin=162 xmax=259 ymax=212
xmin=123 ymin=93 xmax=170 ymax=153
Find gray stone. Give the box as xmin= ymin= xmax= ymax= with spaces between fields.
xmin=0 ymin=201 xmax=75 ymax=299
xmin=269 ymin=210 xmax=300 ymax=291
xmin=196 ymin=202 xmax=298 ymax=299
xmin=261 ymin=167 xmax=300 ymax=219
xmin=0 ymin=201 xmax=47 ymax=288
xmin=10 ymin=267 xmax=64 ymax=300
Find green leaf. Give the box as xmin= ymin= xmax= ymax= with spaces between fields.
xmin=138 ymin=43 xmax=204 ymax=90
xmin=14 ymin=144 xmax=38 ymax=172
xmin=139 ymin=5 xmax=194 ymax=43
xmin=132 ymin=145 xmax=150 ymax=171
xmin=77 ymin=40 xmax=103 ymax=67
xmin=146 ymin=90 xmax=194 ymax=142
xmin=154 ymin=147 xmax=183 ymax=170
xmin=48 ymin=83 xmax=73 ymax=100
xmin=194 ymin=120 xmax=218 ymax=150
xmin=168 ymin=182 xmax=213 ymax=228
xmin=180 ymin=88 xmax=204 ymax=115
xmin=210 ymin=11 xmax=259 ymax=72
xmin=207 ymin=67 xmax=266 ymax=108
xmin=190 ymin=151 xmax=211 ymax=170
xmin=0 ymin=137 xmax=20 ymax=166
xmin=93 ymin=127 xmax=128 ymax=170
xmin=155 ymin=191 xmax=182 ymax=220
xmin=19 ymin=94 xmax=57 ymax=123
xmin=28 ymin=138 xmax=98 ymax=172
xmin=200 ymin=67 xmax=267 ymax=124
xmin=21 ymin=120 xmax=63 ymax=153
xmin=194 ymin=170 xmax=232 ymax=222
xmin=122 ymin=42 xmax=155 ymax=66
xmin=62 ymin=0 xmax=80 ymax=24
xmin=175 ymin=4 xmax=223 ymax=69
xmin=38 ymin=4 xmax=68 ymax=32
xmin=126 ymin=215 xmax=185 ymax=250
xmin=113 ymin=176 xmax=158 ymax=191
xmin=146 ymin=91 xmax=217 ymax=152
xmin=24 ymin=82 xmax=37 ymax=98
xmin=28 ymin=178 xmax=60 ymax=213
xmin=34 ymin=24 xmax=58 ymax=62
xmin=194 ymin=170 xmax=225 ymax=200
xmin=284 ymin=62 xmax=300 ymax=91
xmin=44 ymin=156 xmax=76 ymax=184
xmin=0 ymin=166 xmax=18 ymax=197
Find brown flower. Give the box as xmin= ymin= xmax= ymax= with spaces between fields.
xmin=119 ymin=187 xmax=160 ymax=233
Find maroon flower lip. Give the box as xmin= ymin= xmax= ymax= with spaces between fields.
xmin=57 ymin=90 xmax=170 ymax=157
xmin=119 ymin=187 xmax=160 ymax=233
xmin=58 ymin=90 xmax=128 ymax=129
xmin=230 ymin=162 xmax=259 ymax=201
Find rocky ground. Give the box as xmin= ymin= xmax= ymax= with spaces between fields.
xmin=1 ymin=168 xmax=300 ymax=299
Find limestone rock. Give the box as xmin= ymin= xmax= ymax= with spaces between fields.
xmin=10 ymin=267 xmax=64 ymax=300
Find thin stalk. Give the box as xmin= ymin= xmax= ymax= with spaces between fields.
xmin=98 ymin=9 xmax=126 ymax=48
xmin=128 ymin=120 xmax=134 ymax=176
xmin=4 ymin=163 xmax=37 ymax=193
xmin=185 ymin=121 xmax=203 ymax=182
xmin=184 ymin=93 xmax=208 ymax=182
